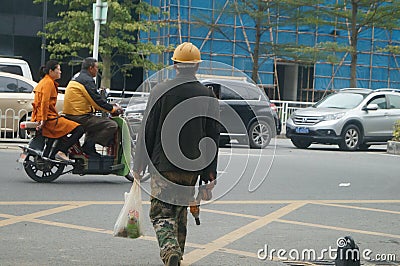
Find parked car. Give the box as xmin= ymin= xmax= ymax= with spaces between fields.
xmin=0 ymin=57 xmax=33 ymax=80
xmin=286 ymin=88 xmax=400 ymax=151
xmin=0 ymin=72 xmax=64 ymax=138
xmin=125 ymin=78 xmax=281 ymax=149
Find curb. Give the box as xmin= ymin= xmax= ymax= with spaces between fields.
xmin=0 ymin=140 xmax=27 ymax=150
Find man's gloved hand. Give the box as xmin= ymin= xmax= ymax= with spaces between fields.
xmin=112 ymin=104 xmax=124 ymax=115
xmin=200 ymin=171 xmax=215 ymax=183
xmin=199 ymin=172 xmax=216 ymax=201
xmin=200 ymin=172 xmax=216 ymax=190
xmin=200 ymin=172 xmax=209 ymax=183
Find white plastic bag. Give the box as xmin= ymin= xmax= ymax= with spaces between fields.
xmin=113 ymin=179 xmax=143 ymax=238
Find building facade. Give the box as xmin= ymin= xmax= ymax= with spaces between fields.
xmin=141 ymin=0 xmax=400 ymax=101
xmin=1 ymin=0 xmax=399 ymax=99
xmin=0 ymin=0 xmax=139 ymax=89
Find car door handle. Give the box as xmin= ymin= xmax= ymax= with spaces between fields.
xmin=17 ymin=100 xmax=28 ymax=104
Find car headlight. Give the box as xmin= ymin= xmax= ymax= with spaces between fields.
xmin=322 ymin=112 xmax=345 ymax=121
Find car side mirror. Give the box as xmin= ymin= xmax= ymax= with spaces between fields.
xmin=363 ymin=103 xmax=379 ymax=111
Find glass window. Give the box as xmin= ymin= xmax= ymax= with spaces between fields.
xmin=0 ymin=76 xmax=33 ymax=93
xmin=204 ymin=84 xmax=221 ymax=99
xmin=388 ymin=94 xmax=400 ymax=109
xmin=369 ymin=95 xmax=387 ymax=109
xmin=16 ymin=79 xmax=33 ymax=93
xmin=207 ymin=82 xmax=262 ymax=100
xmin=0 ymin=65 xmax=23 ymax=76
xmin=221 ymin=86 xmax=243 ymax=100
xmin=246 ymin=88 xmax=261 ymax=100
xmin=316 ymin=92 xmax=365 ymax=109
xmin=0 ymin=76 xmax=18 ymax=93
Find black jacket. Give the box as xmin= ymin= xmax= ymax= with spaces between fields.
xmin=134 ymin=73 xmax=220 ymax=178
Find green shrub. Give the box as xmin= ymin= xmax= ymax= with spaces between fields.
xmin=393 ymin=120 xmax=400 ymax=142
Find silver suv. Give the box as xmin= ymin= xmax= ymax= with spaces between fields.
xmin=286 ymin=88 xmax=400 ymax=151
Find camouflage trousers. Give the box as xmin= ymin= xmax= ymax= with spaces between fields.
xmin=149 ymin=171 xmax=198 ymax=264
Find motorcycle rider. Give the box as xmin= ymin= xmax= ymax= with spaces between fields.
xmin=32 ymin=60 xmax=84 ymax=162
xmin=62 ymin=57 xmax=123 ymax=157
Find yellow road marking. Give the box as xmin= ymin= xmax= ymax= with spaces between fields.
xmin=315 ymin=202 xmax=400 ymax=215
xmin=0 ymin=204 xmax=90 ymax=227
xmin=0 ymin=200 xmax=399 ymax=264
xmin=1 ymin=199 xmax=400 ymax=205
xmin=183 ymin=202 xmax=307 ymax=264
xmin=0 ymin=213 xmax=15 ymax=219
xmin=205 ymin=199 xmax=400 ymax=204
xmin=277 ymin=219 xmax=400 ymax=239
xmin=0 ymin=201 xmax=150 ymax=205
xmin=201 ymin=208 xmax=261 ymax=219
xmin=31 ymin=218 xmax=113 ymax=234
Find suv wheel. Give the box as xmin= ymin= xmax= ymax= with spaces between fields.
xmin=248 ymin=121 xmax=272 ymax=149
xmin=291 ymin=138 xmax=312 ymax=149
xmin=358 ymin=143 xmax=370 ymax=151
xmin=339 ymin=124 xmax=361 ymax=151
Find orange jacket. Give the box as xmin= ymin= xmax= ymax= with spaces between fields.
xmin=32 ymin=75 xmax=79 ymax=138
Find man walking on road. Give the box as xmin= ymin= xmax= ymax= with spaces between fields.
xmin=133 ymin=42 xmax=220 ymax=266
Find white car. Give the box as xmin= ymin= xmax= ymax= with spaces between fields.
xmin=286 ymin=88 xmax=400 ymax=150
xmin=0 ymin=57 xmax=33 ymax=80
xmin=0 ymin=72 xmax=64 ymax=138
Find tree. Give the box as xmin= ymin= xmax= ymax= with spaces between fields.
xmin=195 ymin=1 xmax=341 ymax=84
xmin=300 ymin=0 xmax=400 ymax=87
xmin=198 ymin=0 xmax=400 ymax=89
xmin=196 ymin=0 xmax=288 ymax=83
xmin=34 ymin=0 xmax=168 ymax=88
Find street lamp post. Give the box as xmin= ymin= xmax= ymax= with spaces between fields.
xmin=41 ymin=0 xmax=48 ymax=66
xmin=93 ymin=0 xmax=102 ymax=60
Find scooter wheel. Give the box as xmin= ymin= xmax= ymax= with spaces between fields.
xmin=23 ymin=154 xmax=65 ymax=183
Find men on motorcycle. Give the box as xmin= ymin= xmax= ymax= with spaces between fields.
xmin=63 ymin=57 xmax=123 ymax=157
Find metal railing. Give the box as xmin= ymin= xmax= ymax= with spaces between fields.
xmin=271 ymin=100 xmax=315 ymax=131
xmin=1 ymin=98 xmax=315 ymax=141
xmin=0 ymin=108 xmax=30 ymax=141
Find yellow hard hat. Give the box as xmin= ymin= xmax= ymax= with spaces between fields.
xmin=171 ymin=42 xmax=202 ymax=63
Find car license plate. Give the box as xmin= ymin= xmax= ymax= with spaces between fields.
xmin=295 ymin=127 xmax=309 ymax=134
xmin=18 ymin=152 xmax=27 ymax=163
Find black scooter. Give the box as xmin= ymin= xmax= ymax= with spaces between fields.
xmin=18 ymin=116 xmax=135 ymax=183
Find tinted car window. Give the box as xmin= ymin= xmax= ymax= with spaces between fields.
xmin=220 ymin=85 xmax=244 ymax=100
xmin=246 ymin=87 xmax=261 ymax=100
xmin=388 ymin=95 xmax=400 ymax=109
xmin=0 ymin=76 xmax=33 ymax=93
xmin=203 ymin=81 xmax=263 ymax=101
xmin=205 ymin=84 xmax=221 ymax=99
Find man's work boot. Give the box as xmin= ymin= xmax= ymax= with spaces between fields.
xmin=82 ymin=140 xmax=101 ymax=158
xmin=165 ymin=253 xmax=180 ymax=266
